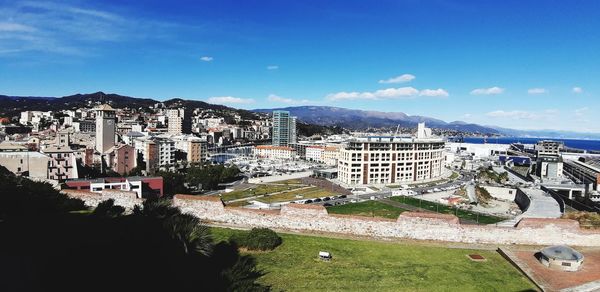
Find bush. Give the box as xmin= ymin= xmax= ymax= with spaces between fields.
xmin=92 ymin=199 xmax=125 ymax=218
xmin=230 ymin=228 xmax=282 ymax=251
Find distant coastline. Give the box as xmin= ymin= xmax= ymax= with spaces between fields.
xmin=452 ymin=137 xmax=600 ymax=152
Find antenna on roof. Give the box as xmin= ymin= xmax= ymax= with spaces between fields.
xmin=394 ymin=124 xmax=400 ymax=137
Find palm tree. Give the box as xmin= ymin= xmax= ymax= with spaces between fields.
xmin=132 ymin=198 xmax=180 ymax=219
xmin=163 ymin=213 xmax=212 ymax=257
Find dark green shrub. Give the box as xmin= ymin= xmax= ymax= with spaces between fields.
xmin=92 ymin=199 xmax=125 ymax=218
xmin=230 ymin=228 xmax=282 ymax=251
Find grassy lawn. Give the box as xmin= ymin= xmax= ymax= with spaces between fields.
xmin=226 ymin=200 xmax=251 ymax=207
xmin=256 ymin=187 xmax=336 ymax=203
xmin=211 ymin=227 xmax=536 ymax=292
xmin=221 ymin=184 xmax=303 ymax=201
xmin=449 ymin=171 xmax=459 ymax=180
xmin=327 ymin=200 xmax=406 ymax=219
xmin=270 ymin=178 xmax=304 ymax=185
xmin=390 ymin=196 xmax=506 ymax=224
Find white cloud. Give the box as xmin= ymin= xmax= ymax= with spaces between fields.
xmin=527 ymin=88 xmax=546 ymax=95
xmin=267 ymin=65 xmax=279 ymax=70
xmin=327 ymin=87 xmax=419 ymax=101
xmin=378 ymin=74 xmax=415 ymax=84
xmin=207 ymin=96 xmax=254 ymax=104
xmin=419 ymin=88 xmax=449 ymax=97
xmin=486 ymin=109 xmax=558 ymax=120
xmin=268 ymin=94 xmax=309 ymax=104
xmin=575 ymin=107 xmax=589 ymax=117
xmin=326 ymin=87 xmax=448 ymax=101
xmin=0 ymin=1 xmax=194 ymax=56
xmin=200 ymin=56 xmax=213 ymax=62
xmin=0 ymin=22 xmax=36 ymax=32
xmin=470 ymin=87 xmax=504 ymax=95
xmin=573 ymin=87 xmax=583 ymax=94
xmin=461 ymin=113 xmax=473 ymax=119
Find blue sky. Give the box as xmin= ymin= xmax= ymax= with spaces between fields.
xmin=1 ymin=0 xmax=599 ymax=132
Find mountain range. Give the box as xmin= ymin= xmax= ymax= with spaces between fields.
xmin=253 ymin=106 xmax=499 ymax=134
xmin=253 ymin=106 xmax=600 ymax=139
xmin=1 ymin=92 xmax=598 ymax=139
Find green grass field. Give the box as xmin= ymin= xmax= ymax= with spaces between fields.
xmin=211 ymin=228 xmax=536 ymax=292
xmin=390 ymin=196 xmax=506 ymax=224
xmin=221 ymin=184 xmax=304 ymax=201
xmin=256 ymin=187 xmax=336 ymax=203
xmin=327 ymin=200 xmax=406 ymax=219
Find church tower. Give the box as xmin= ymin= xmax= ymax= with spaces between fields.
xmin=95 ymin=104 xmax=116 ymax=153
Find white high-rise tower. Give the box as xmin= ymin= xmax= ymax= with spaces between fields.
xmin=95 ymin=104 xmax=116 ymax=153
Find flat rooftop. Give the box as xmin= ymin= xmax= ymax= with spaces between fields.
xmin=349 ymin=136 xmax=444 ymax=143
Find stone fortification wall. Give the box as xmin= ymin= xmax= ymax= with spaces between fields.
xmin=63 ymin=190 xmax=600 ymax=246
xmin=62 ymin=189 xmax=141 ymax=210
xmin=172 ymin=195 xmax=600 ymax=246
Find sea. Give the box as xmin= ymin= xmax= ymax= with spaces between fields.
xmin=456 ymin=137 xmax=600 ymax=152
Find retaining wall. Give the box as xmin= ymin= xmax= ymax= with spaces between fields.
xmin=62 ymin=189 xmax=141 ymax=210
xmin=62 ymin=190 xmax=600 ymax=246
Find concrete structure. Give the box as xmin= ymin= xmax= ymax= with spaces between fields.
xmin=272 ymin=110 xmax=297 ymax=147
xmin=43 ymin=145 xmax=79 ymax=181
xmin=535 ymin=140 xmax=564 ymax=182
xmin=338 ymin=123 xmax=444 ymax=185
xmin=107 ymin=144 xmax=136 ymax=175
xmin=0 ymin=151 xmax=49 ymax=179
xmin=535 ymin=140 xmax=564 ymax=156
xmin=306 ymin=146 xmax=324 ymax=162
xmin=539 ymin=245 xmax=584 ymax=272
xmin=134 ymin=138 xmax=158 ymax=172
xmin=173 ymin=135 xmax=205 ymax=164
xmin=323 ymin=146 xmax=340 ymax=166
xmin=94 ymin=104 xmax=116 ymax=154
xmin=480 ymin=185 xmax=517 ymax=201
xmin=516 ymin=188 xmax=562 ymax=219
xmin=64 ymin=176 xmax=164 ymax=198
xmin=563 ymin=158 xmax=600 ymax=192
xmin=65 ymin=193 xmax=600 ymax=247
xmin=166 ymin=108 xmax=184 ymax=135
xmin=446 ymin=142 xmax=510 ymax=158
xmin=254 ymin=145 xmax=296 ymax=160
xmin=157 ymin=138 xmax=176 ymax=168
xmin=313 ymin=168 xmax=338 ymax=179
xmin=72 ymin=120 xmax=95 ymax=132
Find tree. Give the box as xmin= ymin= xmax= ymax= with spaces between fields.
xmin=186 ymin=164 xmax=241 ymax=191
xmin=157 ymin=171 xmax=189 ymax=196
xmin=0 ymin=173 xmax=270 ymax=291
xmin=92 ymin=199 xmax=125 ymax=218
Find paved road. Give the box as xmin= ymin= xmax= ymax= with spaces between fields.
xmin=466 ymin=182 xmax=477 ymax=204
xmin=309 ymin=171 xmax=474 ymax=206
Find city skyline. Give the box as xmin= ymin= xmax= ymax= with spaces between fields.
xmin=1 ymin=1 xmax=599 ymax=132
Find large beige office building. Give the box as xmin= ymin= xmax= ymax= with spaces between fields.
xmin=338 ymin=123 xmax=445 ymax=185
